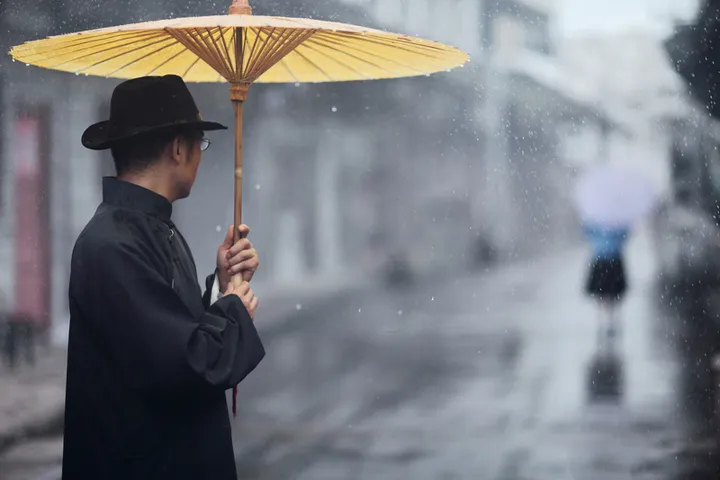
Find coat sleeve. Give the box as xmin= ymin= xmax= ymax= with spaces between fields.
xmin=86 ymin=239 xmax=265 ymax=398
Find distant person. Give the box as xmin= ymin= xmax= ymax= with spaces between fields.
xmin=583 ymin=223 xmax=630 ymax=341
xmin=62 ymin=75 xmax=265 ymax=480
xmin=2 ymin=313 xmax=36 ymax=370
xmin=0 ymin=288 xmax=36 ymax=371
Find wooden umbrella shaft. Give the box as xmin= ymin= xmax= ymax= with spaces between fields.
xmin=230 ymin=83 xmax=249 ymax=288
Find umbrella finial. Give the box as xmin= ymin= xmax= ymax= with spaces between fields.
xmin=229 ymin=0 xmax=252 ymax=15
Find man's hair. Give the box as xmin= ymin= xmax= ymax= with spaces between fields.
xmin=110 ymin=128 xmax=202 ymax=175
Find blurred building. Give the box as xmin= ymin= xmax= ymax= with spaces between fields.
xmin=557 ymin=29 xmax=692 ymax=199
xmin=334 ymin=0 xmax=600 ymax=263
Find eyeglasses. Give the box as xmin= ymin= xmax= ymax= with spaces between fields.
xmin=199 ymin=137 xmax=211 ymax=152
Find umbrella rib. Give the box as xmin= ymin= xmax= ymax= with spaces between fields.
xmin=244 ymin=27 xmax=276 ymax=79
xmin=105 ymin=39 xmax=182 ymax=77
xmin=54 ymin=35 xmax=175 ymax=72
xmin=329 ymin=31 xmax=452 ymax=59
xmin=12 ymin=31 xmax=154 ymax=61
xmin=243 ymin=27 xmax=268 ymax=78
xmin=275 ymin=57 xmax=301 ymax=83
xmin=180 ymin=55 xmax=205 ymax=78
xmin=168 ymin=29 xmax=230 ymax=79
xmin=141 ymin=42 xmax=193 ymax=76
xmin=26 ymin=31 xmax=169 ymax=68
xmin=387 ymin=35 xmax=457 ymax=53
xmin=203 ymin=27 xmax=234 ymax=78
xmin=194 ymin=28 xmax=233 ymax=78
xmin=305 ymin=34 xmax=427 ymax=75
xmin=295 ymin=40 xmax=381 ymax=80
xmin=288 ymin=47 xmax=335 ymax=82
xmin=253 ymin=29 xmax=316 ymax=80
xmin=231 ymin=27 xmax=243 ymax=79
xmin=217 ymin=27 xmax=235 ymax=77
xmin=361 ymin=32 xmax=458 ymax=54
xmin=13 ymin=30 xmax=159 ymax=56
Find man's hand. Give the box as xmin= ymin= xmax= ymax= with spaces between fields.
xmin=217 ymin=225 xmax=259 ymax=292
xmin=224 ymin=280 xmax=258 ymax=320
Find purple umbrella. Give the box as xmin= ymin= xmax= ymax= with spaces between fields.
xmin=573 ymin=164 xmax=658 ymax=229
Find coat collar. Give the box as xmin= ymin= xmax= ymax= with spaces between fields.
xmin=102 ymin=177 xmax=173 ymax=222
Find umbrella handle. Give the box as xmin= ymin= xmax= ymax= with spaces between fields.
xmin=231 ymin=84 xmax=249 ymax=289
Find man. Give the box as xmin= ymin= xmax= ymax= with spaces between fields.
xmin=62 ymin=75 xmax=265 ymax=479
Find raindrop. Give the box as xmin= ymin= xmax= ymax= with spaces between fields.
xmin=397 ymin=310 xmax=403 ymax=315
xmin=216 ymin=225 xmax=222 ymax=232
xmin=431 ymin=296 xmax=435 ymax=301
xmin=358 ymin=308 xmax=362 ymax=313
xmin=294 ymin=82 xmax=300 ymax=87
xmin=331 ymin=106 xmax=337 ymax=112
xmin=25 ymin=64 xmax=29 ymax=67
xmin=255 ymin=184 xmax=261 ymax=190
xmin=295 ymin=304 xmax=302 ymax=311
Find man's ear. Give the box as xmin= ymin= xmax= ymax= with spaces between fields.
xmin=170 ymin=135 xmax=184 ymax=163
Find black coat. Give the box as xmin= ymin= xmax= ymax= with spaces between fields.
xmin=61 ymin=178 xmax=265 ymax=480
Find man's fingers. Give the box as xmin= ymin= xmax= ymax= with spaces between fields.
xmin=249 ymin=296 xmax=259 ymax=312
xmin=241 ymin=285 xmax=255 ymax=302
xmin=226 ymin=239 xmax=252 ymax=257
xmin=234 ymin=281 xmax=251 ymax=296
xmin=227 ymin=249 xmax=255 ymax=264
xmin=228 ymin=257 xmax=259 ymax=275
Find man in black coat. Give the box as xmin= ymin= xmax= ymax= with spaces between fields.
xmin=61 ymin=75 xmax=265 ymax=479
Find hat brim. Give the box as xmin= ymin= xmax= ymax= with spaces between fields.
xmin=82 ymin=119 xmax=228 ymax=151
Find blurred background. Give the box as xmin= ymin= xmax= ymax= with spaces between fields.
xmin=4 ymin=0 xmax=720 ymax=478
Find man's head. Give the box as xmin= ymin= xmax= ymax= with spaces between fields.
xmin=82 ymin=75 xmax=227 ymax=200
xmin=110 ymin=127 xmax=208 ymax=200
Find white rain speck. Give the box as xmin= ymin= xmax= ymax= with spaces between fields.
xmin=255 ymin=184 xmax=261 ymax=190
xmin=397 ymin=310 xmax=403 ymax=315
xmin=331 ymin=106 xmax=338 ymax=113
xmin=216 ymin=225 xmax=222 ymax=232
xmin=296 ymin=304 xmax=302 ymax=311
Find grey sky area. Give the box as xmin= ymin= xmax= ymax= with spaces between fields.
xmin=559 ymin=0 xmax=700 ymax=35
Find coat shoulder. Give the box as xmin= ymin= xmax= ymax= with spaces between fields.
xmin=70 ymin=206 xmax=170 ymax=290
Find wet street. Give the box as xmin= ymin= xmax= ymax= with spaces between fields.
xmin=3 ymin=229 xmax=720 ymax=479
xmin=231 ymin=229 xmax=719 ymax=479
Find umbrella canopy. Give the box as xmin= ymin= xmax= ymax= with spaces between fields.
xmin=9 ymin=0 xmax=469 ymax=417
xmin=573 ymin=164 xmax=658 ymax=229
xmin=9 ymin=11 xmax=467 ymax=85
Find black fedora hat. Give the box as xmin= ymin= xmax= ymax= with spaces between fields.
xmin=82 ymin=75 xmax=227 ymax=150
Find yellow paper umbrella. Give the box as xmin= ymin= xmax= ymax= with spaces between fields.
xmin=9 ymin=0 xmax=468 ymax=241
